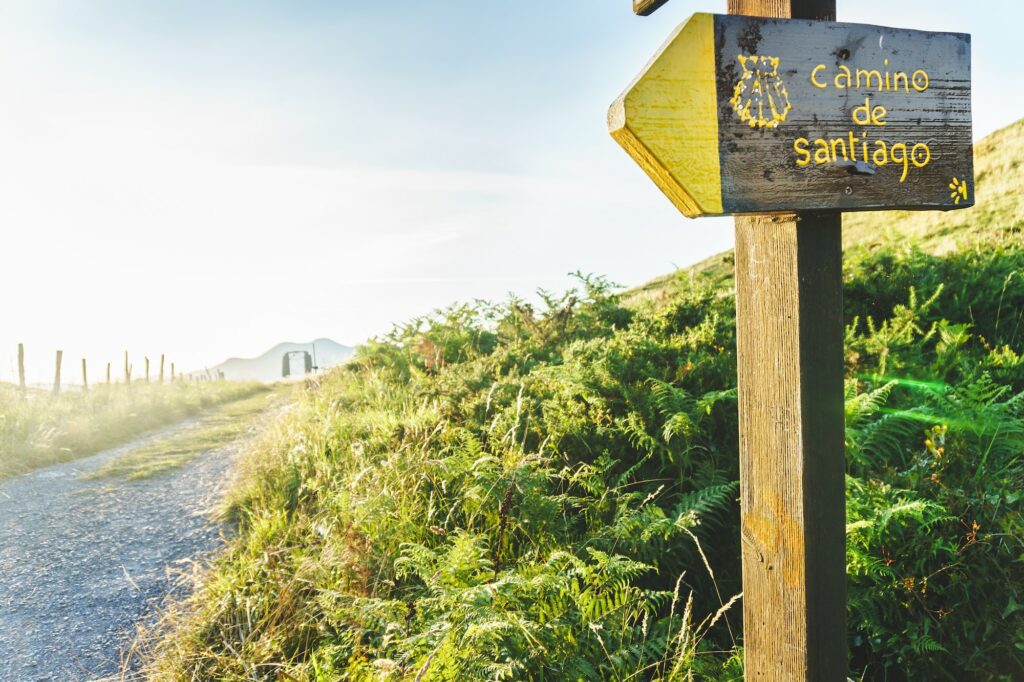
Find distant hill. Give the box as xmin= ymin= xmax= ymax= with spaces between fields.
xmin=199 ymin=339 xmax=354 ymax=383
xmin=628 ymin=117 xmax=1024 ymax=303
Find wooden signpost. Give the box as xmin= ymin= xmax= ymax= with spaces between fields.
xmin=611 ymin=12 xmax=973 ymax=216
xmin=612 ymin=1 xmax=973 ymax=680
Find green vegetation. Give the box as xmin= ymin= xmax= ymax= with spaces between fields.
xmin=89 ymin=387 xmax=287 ymax=481
xmin=137 ymin=240 xmax=1024 ymax=680
xmin=136 ymin=120 xmax=1024 ymax=680
xmin=0 ymin=381 xmax=267 ymax=478
xmin=630 ymin=118 xmax=1024 ymax=304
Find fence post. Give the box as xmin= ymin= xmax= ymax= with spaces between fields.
xmin=159 ymin=354 xmax=165 ymax=383
xmin=171 ymin=362 xmax=176 ymax=382
xmin=124 ymin=351 xmax=131 ymax=385
xmin=106 ymin=362 xmax=111 ymax=385
xmin=17 ymin=343 xmax=26 ymax=394
xmin=145 ymin=356 xmax=150 ymax=383
xmin=53 ymin=350 xmax=63 ymax=395
xmin=81 ymin=358 xmax=88 ymax=392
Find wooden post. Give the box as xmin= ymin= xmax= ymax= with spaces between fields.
xmin=159 ymin=354 xmax=165 ymax=383
xmin=171 ymin=362 xmax=175 ymax=382
xmin=106 ymin=362 xmax=111 ymax=385
xmin=145 ymin=356 xmax=150 ymax=383
xmin=614 ymin=3 xmax=971 ymax=677
xmin=81 ymin=358 xmax=88 ymax=392
xmin=17 ymin=343 xmax=25 ymax=394
xmin=124 ymin=351 xmax=131 ymax=385
xmin=728 ymin=1 xmax=846 ymax=680
xmin=53 ymin=350 xmax=63 ymax=395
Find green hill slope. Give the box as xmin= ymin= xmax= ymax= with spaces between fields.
xmin=844 ymin=118 xmax=1024 ymax=250
xmin=631 ymin=118 xmax=1024 ymax=303
xmin=136 ymin=125 xmax=1024 ymax=681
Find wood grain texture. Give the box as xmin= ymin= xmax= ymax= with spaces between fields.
xmin=610 ymin=5 xmax=972 ymax=217
xmin=634 ymin=0 xmax=671 ymax=15
xmin=729 ymin=0 xmax=834 ymax=20
xmin=735 ymin=214 xmax=846 ymax=680
xmin=732 ymin=2 xmax=847 ymax=680
xmin=714 ymin=15 xmax=972 ymax=213
xmin=609 ymin=14 xmax=722 ymax=216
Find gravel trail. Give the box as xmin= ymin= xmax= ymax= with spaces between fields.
xmin=0 ymin=419 xmax=246 ymax=681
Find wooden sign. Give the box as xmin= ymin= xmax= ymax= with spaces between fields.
xmin=609 ymin=13 xmax=973 ymax=217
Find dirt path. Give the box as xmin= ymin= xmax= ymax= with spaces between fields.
xmin=0 ymin=414 xmax=259 ymax=681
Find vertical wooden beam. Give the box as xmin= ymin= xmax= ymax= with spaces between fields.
xmin=81 ymin=358 xmax=88 ymax=392
xmin=729 ymin=0 xmax=834 ymax=18
xmin=124 ymin=351 xmax=131 ymax=385
xmin=17 ymin=343 xmax=25 ymax=394
xmin=159 ymin=354 xmax=165 ymax=384
xmin=145 ymin=356 xmax=150 ymax=383
xmin=53 ymin=350 xmax=63 ymax=395
xmin=171 ymin=362 xmax=176 ymax=382
xmin=106 ymin=362 xmax=112 ymax=385
xmin=728 ymin=2 xmax=846 ymax=680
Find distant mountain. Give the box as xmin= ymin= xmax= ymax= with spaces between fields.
xmin=200 ymin=339 xmax=354 ymax=383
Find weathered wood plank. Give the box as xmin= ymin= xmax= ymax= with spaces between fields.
xmin=609 ymin=11 xmax=973 ymax=216
xmin=715 ymin=15 xmax=972 ymax=213
xmin=731 ymin=1 xmax=848 ymax=679
xmin=735 ymin=214 xmax=847 ymax=680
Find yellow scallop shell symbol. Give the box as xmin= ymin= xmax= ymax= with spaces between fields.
xmin=730 ymin=55 xmax=792 ymax=129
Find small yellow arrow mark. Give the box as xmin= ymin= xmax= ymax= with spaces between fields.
xmin=948 ymin=177 xmax=968 ymax=205
xmin=730 ymin=55 xmax=792 ymax=129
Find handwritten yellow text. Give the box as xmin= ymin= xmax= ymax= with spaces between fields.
xmin=793 ymin=134 xmax=931 ymax=182
xmin=810 ymin=59 xmax=928 ymax=93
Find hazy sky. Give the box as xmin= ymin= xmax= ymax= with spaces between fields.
xmin=0 ymin=0 xmax=1018 ymax=382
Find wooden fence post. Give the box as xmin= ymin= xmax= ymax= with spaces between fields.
xmin=17 ymin=343 xmax=25 ymax=394
xmin=145 ymin=356 xmax=150 ymax=383
xmin=81 ymin=358 xmax=88 ymax=392
xmin=159 ymin=354 xmax=165 ymax=383
xmin=727 ymin=1 xmax=846 ymax=679
xmin=171 ymin=362 xmax=176 ymax=382
xmin=124 ymin=351 xmax=131 ymax=385
xmin=53 ymin=350 xmax=63 ymax=395
xmin=106 ymin=362 xmax=111 ymax=385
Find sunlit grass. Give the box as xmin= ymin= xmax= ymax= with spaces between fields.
xmin=132 ymin=232 xmax=1024 ymax=679
xmin=88 ymin=387 xmax=290 ymax=481
xmin=0 ymin=380 xmax=269 ymax=478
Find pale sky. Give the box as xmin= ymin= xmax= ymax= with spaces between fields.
xmin=0 ymin=0 xmax=1018 ymax=383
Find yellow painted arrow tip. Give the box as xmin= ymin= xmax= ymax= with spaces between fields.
xmin=607 ymin=13 xmax=722 ymax=218
xmin=607 ymin=96 xmax=626 ymax=138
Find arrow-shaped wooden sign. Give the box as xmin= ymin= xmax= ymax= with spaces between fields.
xmin=609 ymin=13 xmax=973 ymax=217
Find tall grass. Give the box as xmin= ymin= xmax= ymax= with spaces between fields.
xmin=132 ymin=239 xmax=1024 ymax=680
xmin=0 ymin=380 xmax=267 ymax=477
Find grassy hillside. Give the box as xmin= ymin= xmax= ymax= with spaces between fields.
xmin=0 ymin=381 xmax=267 ymax=478
xmin=133 ymin=121 xmax=1024 ymax=680
xmin=139 ymin=241 xmax=1024 ymax=678
xmin=630 ymin=118 xmax=1024 ymax=303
